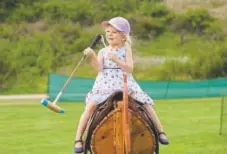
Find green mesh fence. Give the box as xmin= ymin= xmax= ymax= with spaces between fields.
xmin=48 ymin=73 xmax=227 ymax=102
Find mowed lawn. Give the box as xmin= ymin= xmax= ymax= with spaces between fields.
xmin=0 ymin=97 xmax=226 ymax=154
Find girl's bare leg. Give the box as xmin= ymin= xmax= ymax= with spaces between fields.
xmin=74 ymin=102 xmax=96 ymax=148
xmin=144 ymin=104 xmax=169 ymax=144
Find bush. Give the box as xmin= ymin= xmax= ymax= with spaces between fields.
xmin=1 ymin=0 xmax=227 ymax=93
xmin=139 ymin=2 xmax=172 ymax=18
xmin=129 ymin=2 xmax=174 ymax=39
xmin=174 ymin=8 xmax=214 ymax=34
xmin=183 ymin=43 xmax=226 ymax=79
xmin=203 ymin=21 xmax=225 ymax=41
xmin=7 ymin=4 xmax=42 ymax=22
xmin=129 ymin=15 xmax=166 ymax=39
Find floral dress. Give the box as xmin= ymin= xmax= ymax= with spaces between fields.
xmin=85 ymin=46 xmax=154 ymax=105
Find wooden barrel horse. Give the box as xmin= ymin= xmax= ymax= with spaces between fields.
xmin=83 ymin=74 xmax=159 ymax=154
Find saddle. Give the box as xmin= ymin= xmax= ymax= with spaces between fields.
xmin=83 ymin=91 xmax=159 ymax=154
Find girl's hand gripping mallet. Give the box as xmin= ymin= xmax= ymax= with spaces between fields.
xmin=40 ymin=34 xmax=102 ymax=114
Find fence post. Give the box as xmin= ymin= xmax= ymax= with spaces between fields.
xmin=47 ymin=73 xmax=50 ymax=98
xmin=219 ymin=96 xmax=224 ymax=135
xmin=164 ymin=80 xmax=170 ymax=99
xmin=206 ymin=79 xmax=210 ymax=97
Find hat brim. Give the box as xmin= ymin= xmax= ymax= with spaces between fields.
xmin=101 ymin=21 xmax=124 ymax=34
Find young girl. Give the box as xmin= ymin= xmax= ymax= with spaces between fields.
xmin=74 ymin=17 xmax=169 ymax=153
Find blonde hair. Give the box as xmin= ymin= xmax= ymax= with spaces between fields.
xmin=124 ymin=34 xmax=132 ymax=52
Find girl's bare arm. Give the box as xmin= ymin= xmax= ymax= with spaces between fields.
xmin=91 ymin=50 xmax=103 ymax=72
xmin=113 ymin=47 xmax=133 ymax=73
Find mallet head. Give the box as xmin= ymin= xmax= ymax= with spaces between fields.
xmin=41 ymin=99 xmax=65 ymax=114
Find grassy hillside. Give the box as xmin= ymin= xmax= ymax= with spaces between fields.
xmin=0 ymin=0 xmax=227 ymax=94
xmin=164 ymin=0 xmax=227 ymax=19
xmin=164 ymin=0 xmax=227 ymax=32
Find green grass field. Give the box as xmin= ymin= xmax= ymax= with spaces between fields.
xmin=0 ymin=97 xmax=226 ymax=154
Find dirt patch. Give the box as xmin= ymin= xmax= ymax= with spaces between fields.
xmin=163 ymin=0 xmax=227 ymax=19
xmin=0 ymin=94 xmax=47 ymax=103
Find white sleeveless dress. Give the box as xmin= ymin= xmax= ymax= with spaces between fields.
xmin=85 ymin=46 xmax=154 ymax=105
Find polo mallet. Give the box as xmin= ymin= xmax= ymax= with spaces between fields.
xmin=41 ymin=34 xmax=102 ymax=114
